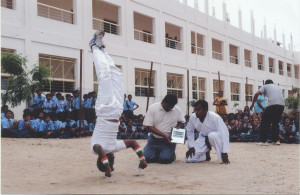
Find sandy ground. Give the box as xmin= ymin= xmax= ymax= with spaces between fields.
xmin=1 ymin=137 xmax=299 ymax=194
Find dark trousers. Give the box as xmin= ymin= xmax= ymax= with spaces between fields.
xmin=260 ymin=105 xmax=284 ymax=142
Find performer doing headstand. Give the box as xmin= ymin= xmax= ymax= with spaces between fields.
xmin=89 ymin=31 xmax=147 ymax=177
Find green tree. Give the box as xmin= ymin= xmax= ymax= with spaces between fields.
xmin=1 ymin=53 xmax=50 ymax=107
xmin=285 ymin=88 xmax=299 ymax=111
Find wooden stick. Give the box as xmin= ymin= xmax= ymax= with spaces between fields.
xmin=146 ymin=62 xmax=153 ymax=112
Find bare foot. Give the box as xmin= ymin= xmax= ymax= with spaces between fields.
xmin=139 ymin=161 xmax=147 ymax=169
xmin=105 ymin=165 xmax=112 ymax=177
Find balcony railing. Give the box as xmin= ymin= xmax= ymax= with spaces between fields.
xmin=165 ymin=38 xmax=182 ymax=50
xmin=37 ymin=2 xmax=74 ymax=24
xmin=1 ymin=0 xmax=13 ymax=9
xmin=258 ymin=63 xmax=264 ymax=70
xmin=230 ymin=56 xmax=239 ymax=64
xmin=191 ymin=45 xmax=205 ymax=56
xmin=93 ymin=18 xmax=120 ymax=35
xmin=244 ymin=60 xmax=251 ymax=67
xmin=134 ymin=29 xmax=154 ymax=44
xmin=279 ymin=70 xmax=284 ymax=75
xmin=287 ymin=72 xmax=292 ymax=77
xmin=212 ymin=51 xmax=223 ymax=60
xmin=269 ymin=67 xmax=274 ymax=73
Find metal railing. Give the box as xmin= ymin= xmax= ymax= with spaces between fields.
xmin=37 ymin=2 xmax=74 ymax=24
xmin=191 ymin=45 xmax=205 ymax=56
xmin=287 ymin=72 xmax=292 ymax=77
xmin=279 ymin=70 xmax=284 ymax=75
xmin=212 ymin=51 xmax=223 ymax=60
xmin=165 ymin=38 xmax=182 ymax=50
xmin=269 ymin=67 xmax=274 ymax=73
xmin=134 ymin=29 xmax=154 ymax=44
xmin=244 ymin=60 xmax=251 ymax=67
xmin=1 ymin=0 xmax=13 ymax=9
xmin=93 ymin=18 xmax=120 ymax=35
xmin=230 ymin=56 xmax=239 ymax=64
xmin=258 ymin=63 xmax=264 ymax=70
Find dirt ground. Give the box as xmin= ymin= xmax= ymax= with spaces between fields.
xmin=1 ymin=137 xmax=299 ymax=194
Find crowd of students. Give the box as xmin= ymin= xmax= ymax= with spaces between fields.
xmin=1 ymin=89 xmax=299 ymax=144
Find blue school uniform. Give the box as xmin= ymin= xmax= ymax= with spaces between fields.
xmin=1 ymin=117 xmax=19 ymax=137
xmin=56 ymin=100 xmax=66 ymax=113
xmin=38 ymin=120 xmax=55 ymax=132
xmin=33 ymin=95 xmax=46 ymax=109
xmin=82 ymin=100 xmax=92 ymax=109
xmin=42 ymin=100 xmax=56 ymax=114
xmin=65 ymin=100 xmax=73 ymax=112
xmin=61 ymin=120 xmax=77 ymax=138
xmin=52 ymin=96 xmax=59 ymax=103
xmin=18 ymin=119 xmax=36 ymax=136
xmin=72 ymin=97 xmax=80 ymax=110
xmin=89 ymin=122 xmax=95 ymax=131
xmin=34 ymin=118 xmax=43 ymax=131
xmin=1 ymin=112 xmax=5 ymax=119
xmin=53 ymin=120 xmax=63 ymax=130
xmin=77 ymin=120 xmax=88 ymax=128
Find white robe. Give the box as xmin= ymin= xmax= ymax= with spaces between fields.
xmin=186 ymin=111 xmax=229 ymax=162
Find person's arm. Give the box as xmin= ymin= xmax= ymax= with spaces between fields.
xmin=133 ymin=103 xmax=139 ymax=111
xmin=250 ymin=91 xmax=263 ymax=110
xmin=146 ymin=126 xmax=171 ymax=142
xmin=175 ymin=122 xmax=185 ymax=129
xmin=213 ymin=97 xmax=218 ymax=105
xmin=217 ymin=117 xmax=230 ymax=164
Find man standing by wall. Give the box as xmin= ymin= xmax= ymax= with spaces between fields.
xmin=143 ymin=94 xmax=185 ymax=164
xmin=250 ymin=79 xmax=285 ymax=146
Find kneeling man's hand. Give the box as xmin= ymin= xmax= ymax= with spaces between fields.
xmin=186 ymin=147 xmax=195 ymax=159
xmin=221 ymin=153 xmax=230 ymax=164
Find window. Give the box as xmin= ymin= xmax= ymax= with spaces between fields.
xmin=295 ymin=65 xmax=299 ymax=79
xmin=191 ymin=32 xmax=205 ymax=56
xmin=212 ymin=39 xmax=223 ymax=60
xmin=37 ymin=0 xmax=74 ymax=24
xmin=288 ymin=90 xmax=293 ymax=97
xmin=1 ymin=0 xmax=14 ymax=9
xmin=192 ymin=77 xmax=205 ymax=100
xmin=213 ymin=80 xmax=224 ymax=99
xmin=1 ymin=48 xmax=15 ymax=90
xmin=245 ymin=84 xmax=253 ymax=102
xmin=230 ymin=82 xmax=240 ymax=101
xmin=134 ymin=12 xmax=154 ymax=44
xmin=257 ymin=54 xmax=264 ymax=70
xmin=39 ymin=54 xmax=76 ymax=93
xmin=282 ymin=89 xmax=285 ymax=98
xmin=287 ymin=63 xmax=292 ymax=77
xmin=229 ymin=44 xmax=239 ymax=64
xmin=93 ymin=64 xmax=121 ymax=92
xmin=279 ymin=61 xmax=284 ymax=75
xmin=269 ymin=57 xmax=275 ymax=73
xmin=165 ymin=23 xmax=182 ymax=50
xmin=135 ymin=68 xmax=155 ymax=97
xmin=244 ymin=49 xmax=252 ymax=67
xmin=167 ymin=73 xmax=183 ymax=98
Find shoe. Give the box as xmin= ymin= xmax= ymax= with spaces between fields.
xmin=273 ymin=140 xmax=280 ymax=145
xmin=89 ymin=30 xmax=105 ymax=50
xmin=256 ymin=142 xmax=268 ymax=146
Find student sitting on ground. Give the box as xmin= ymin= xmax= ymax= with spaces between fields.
xmin=240 ymin=116 xmax=252 ymax=134
xmin=42 ymin=93 xmax=56 ymax=119
xmin=38 ymin=115 xmax=56 ymax=138
xmin=134 ymin=119 xmax=148 ymax=139
xmin=77 ymin=116 xmax=89 ymax=137
xmin=227 ymin=118 xmax=240 ymax=142
xmin=61 ymin=114 xmax=77 ymax=139
xmin=82 ymin=94 xmax=92 ymax=123
xmin=1 ymin=105 xmax=8 ymax=119
xmin=52 ymin=115 xmax=63 ymax=136
xmin=56 ymin=95 xmax=66 ymax=122
xmin=279 ymin=117 xmax=297 ymax=144
xmin=240 ymin=117 xmax=260 ymax=142
xmin=18 ymin=112 xmax=35 ymax=138
xmin=117 ymin=117 xmax=126 ymax=139
xmin=1 ymin=110 xmax=19 ymax=137
xmin=34 ymin=111 xmax=44 ymax=133
xmin=89 ymin=117 xmax=96 ymax=136
xmin=124 ymin=119 xmax=136 ymax=139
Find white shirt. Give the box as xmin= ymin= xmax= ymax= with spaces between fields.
xmin=143 ymin=102 xmax=185 ymax=138
xmin=186 ymin=111 xmax=229 ymax=153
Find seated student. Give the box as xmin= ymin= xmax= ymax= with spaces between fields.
xmin=117 ymin=117 xmax=126 ymax=139
xmin=18 ymin=112 xmax=35 ymax=138
xmin=124 ymin=119 xmax=136 ymax=139
xmin=134 ymin=119 xmax=148 ymax=139
xmin=56 ymin=95 xmax=66 ymax=122
xmin=34 ymin=111 xmax=44 ymax=133
xmin=38 ymin=115 xmax=56 ymax=138
xmin=72 ymin=90 xmax=80 ymax=121
xmin=1 ymin=105 xmax=8 ymax=119
xmin=279 ymin=117 xmax=297 ymax=144
xmin=61 ymin=114 xmax=77 ymax=139
xmin=240 ymin=116 xmax=252 ymax=134
xmin=132 ymin=115 xmax=139 ymax=127
xmin=235 ymin=114 xmax=242 ymax=124
xmin=77 ymin=116 xmax=89 ymax=137
xmin=42 ymin=93 xmax=56 ymax=119
xmin=32 ymin=89 xmax=46 ymax=117
xmin=81 ymin=94 xmax=92 ymax=123
xmin=89 ymin=117 xmax=96 ymax=136
xmin=1 ymin=110 xmax=19 ymax=137
xmin=65 ymin=94 xmax=73 ymax=117
xmin=240 ymin=117 xmax=260 ymax=142
xmin=52 ymin=115 xmax=63 ymax=137
xmin=227 ymin=118 xmax=240 ymax=142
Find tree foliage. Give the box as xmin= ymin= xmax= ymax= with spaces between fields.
xmin=1 ymin=53 xmax=50 ymax=107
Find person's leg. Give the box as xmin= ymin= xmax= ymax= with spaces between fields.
xmin=143 ymin=136 xmax=159 ymax=163
xmin=259 ymin=107 xmax=272 ymax=143
xmin=270 ymin=105 xmax=284 ymax=143
xmin=208 ymin=132 xmax=223 ymax=162
xmin=93 ymin=144 xmax=112 ymax=177
xmin=186 ymin=152 xmax=207 ymax=163
xmin=158 ymin=142 xmax=176 ymax=164
xmin=123 ymin=140 xmax=147 ymax=169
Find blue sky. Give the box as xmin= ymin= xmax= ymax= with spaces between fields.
xmin=186 ymin=0 xmax=300 ymax=51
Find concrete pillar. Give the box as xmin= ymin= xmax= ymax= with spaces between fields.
xmin=251 ymin=10 xmax=255 ymax=35
xmin=282 ymin=33 xmax=286 ymax=49
xmin=273 ymin=24 xmax=277 ymax=43
xmin=263 ymin=17 xmax=267 ymax=39
xmin=238 ymin=8 xmax=242 ymax=29
xmin=205 ymin=0 xmax=209 ymax=15
xmin=223 ymin=2 xmax=227 ymax=22
xmin=290 ymin=33 xmax=293 ymax=52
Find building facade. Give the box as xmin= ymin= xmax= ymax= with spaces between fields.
xmin=1 ymin=0 xmax=299 ymax=119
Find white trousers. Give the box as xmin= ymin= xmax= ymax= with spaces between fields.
xmin=90 ymin=46 xmax=126 ymax=154
xmin=186 ymin=132 xmax=223 ymax=163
